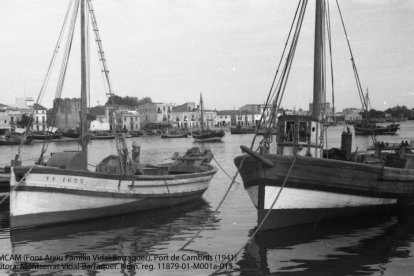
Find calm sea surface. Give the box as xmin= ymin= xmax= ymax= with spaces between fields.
xmin=0 ymin=122 xmax=414 ymax=275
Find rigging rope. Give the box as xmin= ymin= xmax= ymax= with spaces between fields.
xmin=37 ymin=0 xmax=81 ymax=165
xmin=325 ymin=0 xmax=335 ymax=121
xmin=179 ymin=155 xmax=246 ymax=251
xmin=13 ymin=0 xmax=74 ymax=164
xmin=335 ymin=0 xmax=382 ymax=166
xmin=87 ymin=0 xmax=131 ymax=174
xmin=212 ymin=156 xmax=240 ymax=185
xmin=250 ymin=0 xmax=304 ymax=149
xmin=210 ymin=155 xmax=298 ymax=275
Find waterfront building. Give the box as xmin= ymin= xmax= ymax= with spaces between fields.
xmin=138 ymin=102 xmax=174 ymax=129
xmin=341 ymin=107 xmax=363 ymax=123
xmin=7 ymin=110 xmax=23 ymax=128
xmin=32 ymin=104 xmax=47 ymax=131
xmin=215 ymin=111 xmax=232 ymax=127
xmin=121 ymin=111 xmax=140 ymax=131
xmin=0 ymin=111 xmax=9 ymax=127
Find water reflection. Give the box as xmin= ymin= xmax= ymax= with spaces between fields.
xmin=9 ymin=199 xmax=217 ymax=275
xmin=239 ymin=214 xmax=414 ymax=275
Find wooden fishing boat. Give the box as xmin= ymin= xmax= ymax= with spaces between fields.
xmin=60 ymin=128 xmax=80 ymax=138
xmin=0 ymin=127 xmax=33 ymax=145
xmin=169 ymin=147 xmax=214 ymax=174
xmin=0 ymin=136 xmax=33 ymax=146
xmin=9 ymin=0 xmax=217 ymax=229
xmin=231 ymin=125 xmax=278 ymax=135
xmin=192 ymin=129 xmax=225 ymax=142
xmin=89 ymin=131 xmax=115 ymax=140
xmin=234 ymin=0 xmax=414 ymax=231
xmin=354 ymin=121 xmax=399 ymax=135
xmin=161 ymin=129 xmax=189 ymax=138
xmin=31 ymin=130 xmax=62 ymax=140
xmin=192 ymin=93 xmax=225 ymax=142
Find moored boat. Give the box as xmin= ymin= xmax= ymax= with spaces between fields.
xmin=354 ymin=121 xmax=399 ymax=135
xmin=161 ymin=129 xmax=189 ymax=138
xmin=234 ymin=0 xmax=414 ymax=231
xmin=0 ymin=126 xmax=33 ymax=145
xmin=192 ymin=93 xmax=225 ymax=142
xmin=9 ymin=0 xmax=217 ymax=229
xmin=89 ymin=131 xmax=115 ymax=140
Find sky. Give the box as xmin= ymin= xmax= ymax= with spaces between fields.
xmin=0 ymin=0 xmax=413 ymax=111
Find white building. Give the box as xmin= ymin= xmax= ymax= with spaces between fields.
xmin=32 ymin=105 xmax=47 ymax=131
xmin=121 ymin=111 xmax=140 ymax=132
xmin=139 ymin=102 xmax=174 ymax=128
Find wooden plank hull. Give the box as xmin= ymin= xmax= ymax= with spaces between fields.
xmin=10 ymin=165 xmax=217 ymax=229
xmin=235 ymin=154 xmax=414 ymax=230
xmin=192 ymin=130 xmax=225 ymax=142
xmin=354 ymin=125 xmax=399 ymax=135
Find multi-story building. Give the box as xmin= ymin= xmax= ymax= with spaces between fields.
xmin=215 ymin=111 xmax=232 ymax=127
xmin=121 ymin=111 xmax=140 ymax=132
xmin=341 ymin=108 xmax=363 ymax=123
xmin=32 ymin=104 xmax=47 ymax=131
xmin=138 ymin=102 xmax=174 ymax=129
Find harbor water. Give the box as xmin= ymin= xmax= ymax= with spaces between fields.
xmin=0 ymin=121 xmax=414 ymax=275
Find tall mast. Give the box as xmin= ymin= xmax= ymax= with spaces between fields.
xmin=80 ymin=0 xmax=88 ymax=162
xmin=200 ymin=93 xmax=205 ymax=131
xmin=313 ymin=0 xmax=325 ymax=119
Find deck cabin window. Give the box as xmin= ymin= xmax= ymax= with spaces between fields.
xmin=286 ymin=121 xmax=295 ymax=142
xmin=299 ymin=121 xmax=309 ymax=142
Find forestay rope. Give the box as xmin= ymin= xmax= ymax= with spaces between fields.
xmin=13 ymin=0 xmax=75 ymax=164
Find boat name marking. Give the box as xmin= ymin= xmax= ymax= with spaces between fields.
xmin=46 ymin=175 xmax=84 ymax=184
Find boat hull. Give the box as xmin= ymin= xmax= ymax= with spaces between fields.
xmin=193 ymin=136 xmax=223 ymax=142
xmin=354 ymin=124 xmax=399 ymax=135
xmin=161 ymin=133 xmax=189 ymax=138
xmin=192 ymin=130 xmax=225 ymax=142
xmin=10 ymin=165 xmax=217 ymax=229
xmin=235 ymin=154 xmax=414 ymax=230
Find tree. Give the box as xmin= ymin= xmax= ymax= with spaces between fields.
xmin=105 ymin=95 xmax=152 ymax=107
xmin=17 ymin=114 xmax=33 ymax=128
xmin=137 ymin=97 xmax=152 ymax=105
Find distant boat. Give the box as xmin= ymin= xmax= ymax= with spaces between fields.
xmin=192 ymin=93 xmax=225 ymax=142
xmin=354 ymin=121 xmax=399 ymax=135
xmin=0 ymin=136 xmax=33 ymax=146
xmin=230 ymin=125 xmax=277 ymax=135
xmin=0 ymin=127 xmax=33 ymax=145
xmin=161 ymin=129 xmax=189 ymax=139
xmin=60 ymin=128 xmax=80 ymax=138
xmin=9 ymin=0 xmax=217 ymax=230
xmin=89 ymin=131 xmax=115 ymax=140
xmin=31 ymin=127 xmax=62 ymax=140
xmin=230 ymin=125 xmax=256 ymax=134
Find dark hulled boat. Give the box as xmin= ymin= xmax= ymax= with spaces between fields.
xmin=234 ymin=0 xmax=414 ymax=231
xmin=354 ymin=121 xmax=399 ymax=135
xmin=161 ymin=129 xmax=189 ymax=138
xmin=192 ymin=93 xmax=225 ymax=142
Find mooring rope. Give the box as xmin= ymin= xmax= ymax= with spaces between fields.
xmin=210 ymin=155 xmax=297 ymax=275
xmin=212 ymin=156 xmax=240 ymax=185
xmin=0 ymin=165 xmax=35 ymax=205
xmin=178 ymin=155 xmax=246 ymax=251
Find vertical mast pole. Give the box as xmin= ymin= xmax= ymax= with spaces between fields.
xmin=80 ymin=0 xmax=88 ymax=162
xmin=200 ymin=93 xmax=205 ymax=131
xmin=313 ymin=0 xmax=325 ymax=119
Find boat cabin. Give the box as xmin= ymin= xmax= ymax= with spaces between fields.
xmin=276 ymin=115 xmax=323 ymax=158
